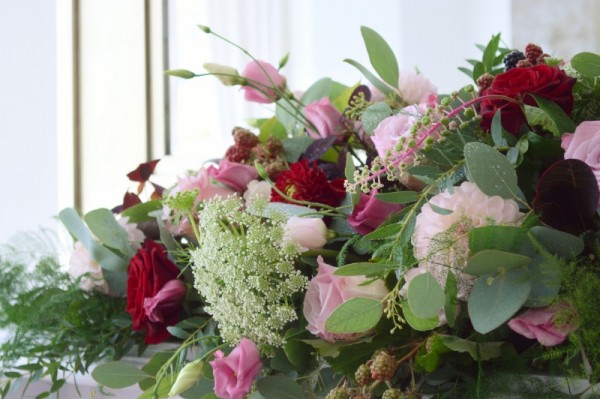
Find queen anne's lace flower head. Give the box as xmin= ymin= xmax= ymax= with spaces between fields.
xmin=412 ymin=181 xmax=524 ymax=300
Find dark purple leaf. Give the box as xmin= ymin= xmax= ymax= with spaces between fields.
xmin=533 ymin=159 xmax=599 ymax=235
xmin=300 ymin=136 xmax=337 ymax=162
xmin=350 ymin=85 xmax=371 ymax=102
xmin=127 ymin=159 xmax=160 ymax=182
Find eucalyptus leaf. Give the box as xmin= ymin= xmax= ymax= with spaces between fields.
xmin=360 ymin=26 xmax=399 ymax=87
xmin=531 ymin=94 xmax=576 ymax=134
xmin=325 ymin=297 xmax=382 ymax=334
xmin=91 ymin=361 xmax=149 ymax=389
xmin=570 ymin=51 xmax=600 ymax=77
xmin=58 ymin=208 xmax=129 ymax=272
xmin=282 ymin=136 xmax=314 ymax=163
xmin=375 ymin=191 xmax=419 ymax=204
xmin=463 ymin=142 xmax=522 ymax=200
xmin=121 ymin=200 xmax=163 ymax=223
xmin=344 ymin=58 xmax=393 ymax=96
xmin=362 ymin=102 xmax=393 ymax=134
xmin=468 ymin=267 xmax=531 ymax=334
xmin=464 ymin=250 xmax=531 ymax=277
xmin=256 ymin=376 xmax=306 ymax=399
xmin=491 ymin=110 xmax=508 ymax=147
xmin=333 ymin=262 xmax=397 ymax=276
xmin=401 ymin=301 xmax=439 ymax=331
xmin=439 ymin=335 xmax=503 ymax=361
xmin=528 ymin=226 xmax=584 ymax=259
xmin=444 ymin=271 xmax=458 ymax=328
xmin=407 ymin=272 xmax=445 ymax=319
xmin=300 ymin=78 xmax=333 ymax=104
xmin=84 ymin=208 xmax=133 ymax=257
xmin=524 ymin=252 xmax=562 ymax=307
xmin=524 ymin=105 xmax=559 ymax=136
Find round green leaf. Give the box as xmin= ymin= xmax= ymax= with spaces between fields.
xmin=464 ymin=249 xmax=531 ymax=277
xmin=91 ymin=361 xmax=150 ymax=389
xmin=464 ymin=142 xmax=522 ymax=200
xmin=401 ymin=301 xmax=439 ymax=331
xmin=571 ymin=52 xmax=600 ymax=77
xmin=407 ymin=272 xmax=445 ymax=319
xmin=325 ymin=297 xmax=382 ymax=334
xmin=528 ymin=226 xmax=584 ymax=259
xmin=468 ymin=267 xmax=531 ymax=334
xmin=256 ymin=376 xmax=306 ymax=399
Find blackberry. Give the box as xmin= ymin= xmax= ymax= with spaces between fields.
xmin=382 ymin=389 xmax=405 ymax=399
xmin=503 ymin=50 xmax=526 ymax=71
xmin=369 ymin=351 xmax=397 ymax=381
xmin=225 ymin=145 xmax=251 ymax=163
xmin=232 ymin=127 xmax=259 ymax=149
xmin=525 ymin=43 xmax=543 ymax=64
xmin=326 ymin=387 xmax=350 ymax=399
xmin=476 ymin=73 xmax=494 ymax=93
xmin=265 ymin=136 xmax=284 ymax=155
xmin=355 ymin=364 xmax=372 ymax=386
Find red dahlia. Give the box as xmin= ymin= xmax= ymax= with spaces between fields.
xmin=271 ymin=160 xmax=346 ymax=207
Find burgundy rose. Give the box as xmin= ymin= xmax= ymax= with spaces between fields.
xmin=271 ymin=160 xmax=346 ymax=207
xmin=480 ymin=64 xmax=576 ymax=135
xmin=126 ymin=239 xmax=184 ymax=344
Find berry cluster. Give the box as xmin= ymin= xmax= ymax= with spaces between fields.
xmin=503 ymin=43 xmax=547 ymax=71
xmin=224 ymin=127 xmax=287 ymax=178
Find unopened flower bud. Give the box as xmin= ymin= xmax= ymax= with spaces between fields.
xmin=203 ymin=63 xmax=243 ymax=86
xmin=168 ymin=360 xmax=203 ymax=397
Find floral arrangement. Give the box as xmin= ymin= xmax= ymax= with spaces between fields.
xmin=1 ymin=26 xmax=600 ymax=399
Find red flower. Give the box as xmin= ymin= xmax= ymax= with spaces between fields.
xmin=126 ymin=239 xmax=183 ymax=344
xmin=271 ymin=160 xmax=346 ymax=207
xmin=480 ymin=64 xmax=576 ymax=135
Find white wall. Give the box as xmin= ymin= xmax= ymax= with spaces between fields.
xmin=0 ymin=0 xmax=58 ymax=244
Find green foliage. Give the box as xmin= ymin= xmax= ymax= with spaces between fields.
xmin=0 ymin=252 xmax=138 ymax=397
xmin=459 ymin=34 xmax=510 ymax=82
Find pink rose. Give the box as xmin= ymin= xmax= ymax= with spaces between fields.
xmin=304 ymin=97 xmax=344 ymax=139
xmin=348 ymin=191 xmax=403 ymax=235
xmin=561 ymin=121 xmax=600 ymax=205
xmin=208 ymin=160 xmax=259 ymax=192
xmin=143 ymin=279 xmax=187 ymax=324
xmin=164 ymin=167 xmax=235 ymax=236
xmin=371 ymin=104 xmax=432 ymax=162
xmin=285 ymin=217 xmax=328 ymax=251
xmin=397 ymin=69 xmax=438 ymax=107
xmin=240 ymin=60 xmax=286 ymax=104
xmin=210 ymin=338 xmax=263 ymax=399
xmin=303 ymin=256 xmax=388 ymax=342
xmin=508 ymin=302 xmax=578 ymax=347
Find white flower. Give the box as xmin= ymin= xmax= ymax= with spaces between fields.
xmin=412 ymin=181 xmax=524 ymax=300
xmin=68 ymin=242 xmax=109 ymax=293
xmin=284 ymin=217 xmax=328 ymax=252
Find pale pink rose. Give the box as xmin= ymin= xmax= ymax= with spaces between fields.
xmin=285 ymin=217 xmax=328 ymax=251
xmin=304 ymin=97 xmax=344 ymax=139
xmin=243 ymin=180 xmax=272 ymax=203
xmin=208 ymin=160 xmax=259 ymax=192
xmin=369 ymin=70 xmax=437 ymax=107
xmin=117 ymin=216 xmax=145 ymax=250
xmin=164 ymin=167 xmax=235 ymax=236
xmin=561 ymin=121 xmax=600 ymax=205
xmin=397 ymin=69 xmax=438 ymax=107
xmin=508 ymin=302 xmax=578 ymax=346
xmin=371 ymin=104 xmax=431 ymax=163
xmin=412 ymin=181 xmax=525 ymax=301
xmin=240 ymin=60 xmax=286 ymax=104
xmin=303 ymin=256 xmax=388 ymax=342
xmin=348 ymin=191 xmax=403 ymax=235
xmin=210 ymin=338 xmax=263 ymax=399
xmin=143 ymin=279 xmax=187 ymax=323
xmin=68 ymin=242 xmax=109 ymax=294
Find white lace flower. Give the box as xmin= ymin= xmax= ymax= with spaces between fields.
xmin=412 ymin=181 xmax=524 ymax=300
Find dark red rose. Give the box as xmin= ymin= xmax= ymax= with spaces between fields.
xmin=126 ymin=239 xmax=183 ymax=344
xmin=271 ymin=160 xmax=346 ymax=207
xmin=480 ymin=64 xmax=576 ymax=135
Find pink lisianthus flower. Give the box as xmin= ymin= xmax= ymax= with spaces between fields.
xmin=304 ymin=96 xmax=344 ymax=139
xmin=303 ymin=256 xmax=388 ymax=342
xmin=240 ymin=60 xmax=286 ymax=104
xmin=561 ymin=121 xmax=600 ymax=205
xmin=348 ymin=191 xmax=403 ymax=235
xmin=370 ymin=69 xmax=437 ymax=107
xmin=210 ymin=338 xmax=263 ymax=399
xmin=143 ymin=279 xmax=187 ymax=324
xmin=508 ymin=302 xmax=578 ymax=346
xmin=208 ymin=160 xmax=259 ymax=192
xmin=117 ymin=216 xmax=145 ymax=250
xmin=285 ymin=217 xmax=328 ymax=252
